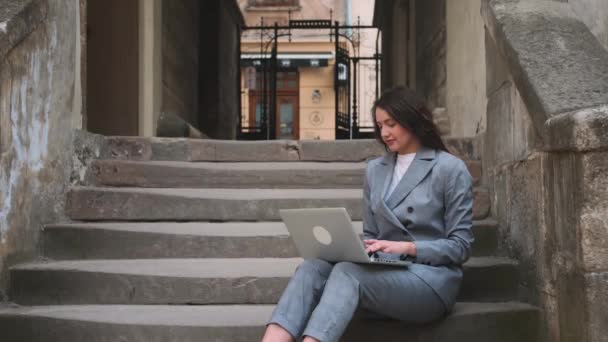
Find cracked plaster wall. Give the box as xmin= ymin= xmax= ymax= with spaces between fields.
xmin=0 ymin=0 xmax=81 ymax=297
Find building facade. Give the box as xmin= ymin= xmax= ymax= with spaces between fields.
xmin=238 ymin=0 xmax=378 ymax=140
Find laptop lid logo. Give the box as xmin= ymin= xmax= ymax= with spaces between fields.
xmin=312 ymin=225 xmax=332 ymax=245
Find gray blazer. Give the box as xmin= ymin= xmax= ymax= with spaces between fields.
xmin=362 ymin=145 xmax=475 ymax=311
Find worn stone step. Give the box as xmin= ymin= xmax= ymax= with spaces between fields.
xmin=0 ymin=302 xmax=539 ymax=342
xmin=93 ymin=136 xmax=481 ymax=162
xmin=42 ymin=220 xmax=499 ymax=260
xmin=342 ymin=301 xmax=540 ymax=341
xmin=66 ymin=187 xmax=491 ymax=221
xmin=88 ymin=159 xmax=482 ymax=188
xmin=9 ymin=257 xmax=517 ymax=305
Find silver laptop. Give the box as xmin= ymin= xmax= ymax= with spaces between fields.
xmin=279 ymin=207 xmax=411 ymax=267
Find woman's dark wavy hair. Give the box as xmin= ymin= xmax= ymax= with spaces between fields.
xmin=371 ymin=85 xmax=448 ymax=153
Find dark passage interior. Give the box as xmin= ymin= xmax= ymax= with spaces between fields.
xmin=86 ymin=0 xmax=139 ymax=136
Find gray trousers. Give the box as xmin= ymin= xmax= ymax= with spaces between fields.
xmin=267 ymin=258 xmax=446 ymax=341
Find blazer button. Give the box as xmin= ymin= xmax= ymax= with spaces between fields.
xmin=407 ymin=206 xmax=414 ymax=213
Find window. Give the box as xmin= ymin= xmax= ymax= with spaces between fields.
xmin=250 ymin=71 xmax=298 ymax=91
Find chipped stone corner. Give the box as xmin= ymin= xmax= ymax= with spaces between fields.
xmin=543 ymin=104 xmax=608 ymax=152
xmin=70 ymin=129 xmax=105 ymax=186
xmin=284 ymin=140 xmax=301 ymax=160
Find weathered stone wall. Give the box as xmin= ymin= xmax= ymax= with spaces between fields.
xmin=415 ymin=0 xmax=446 ymax=110
xmin=482 ymin=1 xmax=608 ymax=341
xmin=0 ymin=0 xmax=81 ymax=297
xmin=161 ymin=0 xmax=200 ymax=130
xmin=446 ymin=0 xmax=487 ymax=137
xmin=374 ymin=0 xmax=408 ymax=91
xmin=198 ymin=0 xmax=243 ymax=140
xmin=483 ymin=32 xmax=549 ymax=334
xmin=387 ymin=0 xmax=409 ymax=90
xmin=217 ymin=2 xmax=241 ymax=140
xmin=374 ymin=0 xmax=449 ymax=123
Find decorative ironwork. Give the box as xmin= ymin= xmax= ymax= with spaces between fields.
xmin=239 ymin=19 xmax=381 ymax=140
xmin=335 ymin=31 xmax=350 ymax=140
xmin=289 ymin=20 xmax=332 ymax=29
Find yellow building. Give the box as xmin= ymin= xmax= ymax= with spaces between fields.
xmin=238 ymin=0 xmax=377 ymax=140
xmin=241 ymin=41 xmax=338 ymax=140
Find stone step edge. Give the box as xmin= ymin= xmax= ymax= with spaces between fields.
xmin=85 ymin=136 xmax=481 ymax=162
xmin=0 ymin=302 xmax=538 ymax=326
xmin=43 ymin=219 xmax=498 ymax=235
xmin=87 ymin=159 xmax=482 ymax=187
xmin=10 ymin=256 xmax=517 ymax=277
xmin=65 ymin=186 xmax=491 ymax=221
xmin=67 ymin=185 xmax=490 ymax=195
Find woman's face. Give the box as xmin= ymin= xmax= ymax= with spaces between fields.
xmin=375 ymin=107 xmax=419 ymax=154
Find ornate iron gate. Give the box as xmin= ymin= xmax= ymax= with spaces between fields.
xmin=239 ymin=20 xmax=380 ymax=140
xmin=335 ymin=45 xmax=351 ymax=140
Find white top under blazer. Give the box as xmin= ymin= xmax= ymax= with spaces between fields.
xmin=385 ymin=152 xmax=416 ymax=198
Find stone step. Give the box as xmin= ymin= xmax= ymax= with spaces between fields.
xmin=0 ymin=302 xmax=539 ymax=342
xmin=87 ymin=159 xmax=482 ymax=188
xmin=66 ymin=187 xmax=491 ymax=221
xmin=9 ymin=257 xmax=518 ymax=305
xmin=42 ymin=220 xmax=499 ymax=260
xmin=93 ymin=136 xmax=481 ymax=162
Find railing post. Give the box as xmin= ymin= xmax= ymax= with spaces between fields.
xmin=269 ymin=22 xmax=279 ymax=140
xmin=352 ymin=58 xmax=358 ymax=138
xmin=237 ymin=26 xmax=242 ymax=138
xmin=334 ymin=21 xmax=339 ymax=139
xmin=375 ymin=30 xmax=380 ymax=101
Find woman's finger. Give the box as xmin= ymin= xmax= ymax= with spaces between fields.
xmin=372 ymin=241 xmax=387 ymax=253
xmin=379 ymin=241 xmax=397 ymax=253
xmin=378 ymin=243 xmax=390 ymax=252
xmin=366 ymin=241 xmax=381 ymax=253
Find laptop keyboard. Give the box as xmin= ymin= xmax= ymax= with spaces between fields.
xmin=370 ymin=257 xmax=399 ymax=263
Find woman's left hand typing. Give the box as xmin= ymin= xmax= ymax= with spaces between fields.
xmin=364 ymin=239 xmax=416 ymax=256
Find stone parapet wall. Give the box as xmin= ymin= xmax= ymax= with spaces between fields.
xmin=482 ymin=1 xmax=608 ymax=341
xmin=483 ymin=0 xmax=608 ymax=136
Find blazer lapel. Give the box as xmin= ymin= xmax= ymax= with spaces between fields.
xmin=370 ymin=146 xmax=437 ymax=232
xmin=371 ymin=152 xmax=405 ymax=230
xmin=384 ymin=146 xmax=437 ymax=210
xmin=378 ymin=152 xmax=396 ymax=202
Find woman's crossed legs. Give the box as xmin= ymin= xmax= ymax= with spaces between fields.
xmin=262 ymin=258 xmax=446 ymax=342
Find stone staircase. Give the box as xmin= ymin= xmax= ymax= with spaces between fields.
xmin=0 ymin=138 xmax=540 ymax=341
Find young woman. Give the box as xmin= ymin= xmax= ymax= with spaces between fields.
xmin=262 ymin=85 xmax=475 ymax=342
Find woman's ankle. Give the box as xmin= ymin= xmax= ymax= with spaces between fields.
xmin=261 ymin=323 xmax=295 ymax=342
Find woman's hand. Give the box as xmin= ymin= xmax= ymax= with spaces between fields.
xmin=364 ymin=239 xmax=416 ymax=255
